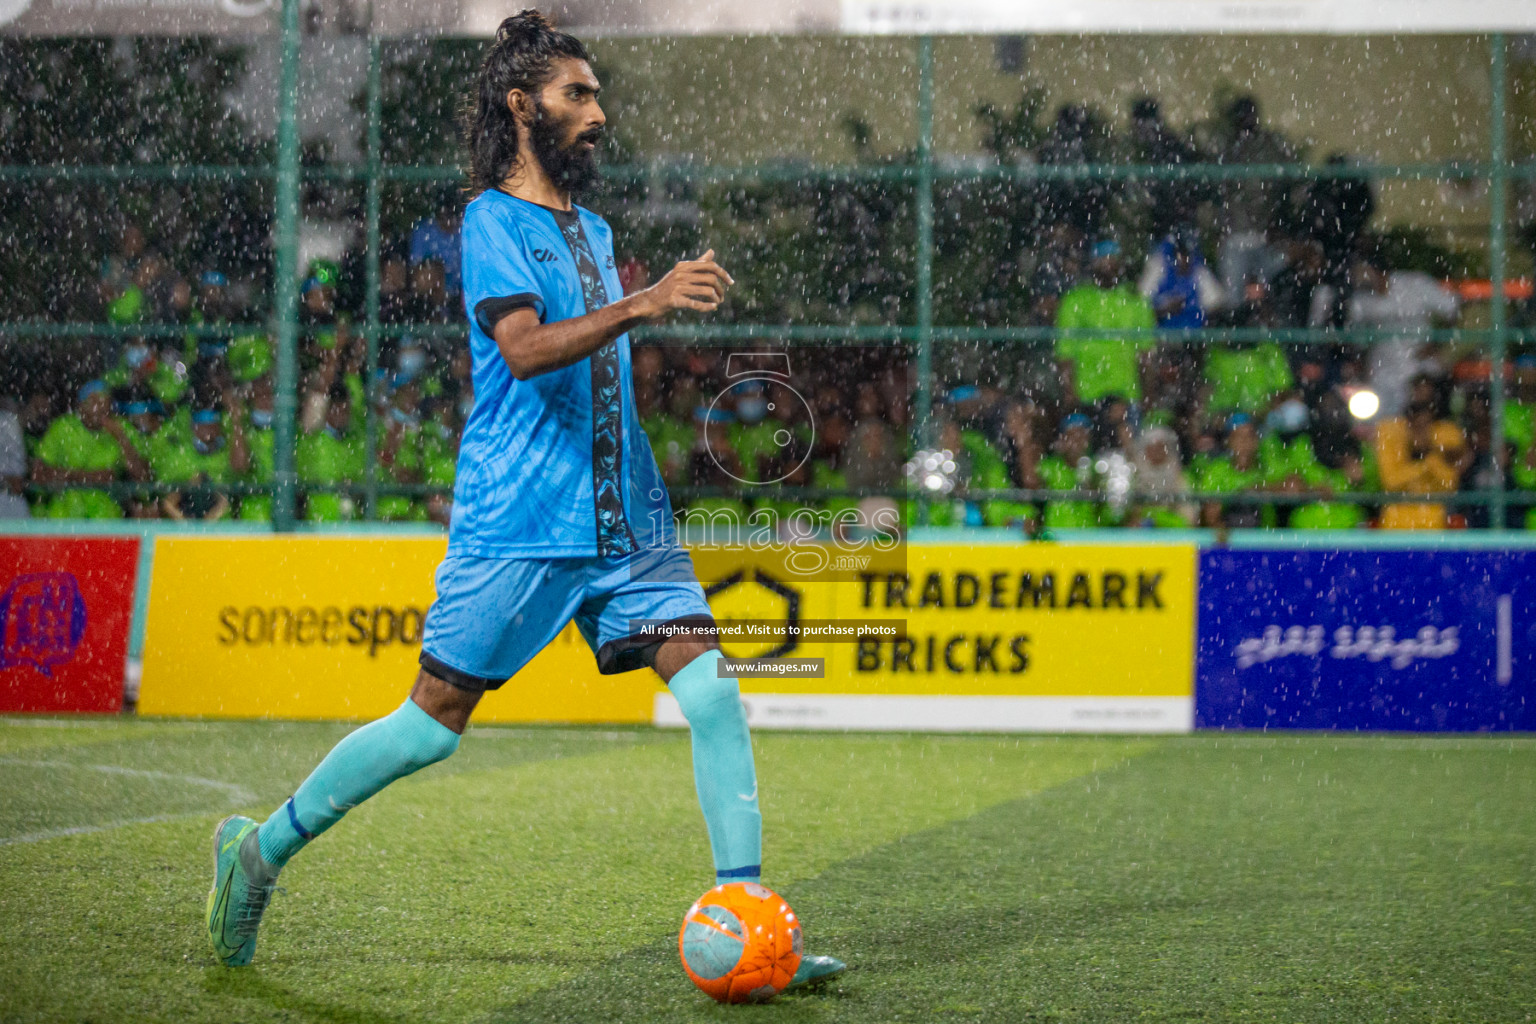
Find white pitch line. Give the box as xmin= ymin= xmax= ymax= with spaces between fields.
xmin=0 ymin=759 xmax=256 ymax=804
xmin=0 ymin=812 xmax=208 ymax=847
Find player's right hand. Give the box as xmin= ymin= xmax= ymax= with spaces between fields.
xmin=637 ymin=249 xmax=734 ymax=318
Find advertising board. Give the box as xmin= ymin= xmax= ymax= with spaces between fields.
xmin=676 ymin=543 xmax=1197 ymax=732
xmin=1197 ymin=549 xmax=1535 ymax=731
xmin=0 ymin=535 xmax=139 ymax=713
xmin=141 ymin=537 xmax=1196 ymax=732
xmin=139 ymin=537 xmax=650 ymax=723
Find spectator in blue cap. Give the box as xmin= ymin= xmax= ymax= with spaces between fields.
xmin=32 ymin=380 xmax=148 ymax=519
xmin=1196 ymin=412 xmax=1268 ymax=528
xmin=153 ymin=381 xmax=250 ymax=521
xmin=189 ymin=269 xmax=236 ymax=364
xmin=1029 ymin=412 xmax=1101 ymax=529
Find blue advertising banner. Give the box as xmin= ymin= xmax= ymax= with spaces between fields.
xmin=1197 ymin=550 xmax=1534 ymax=731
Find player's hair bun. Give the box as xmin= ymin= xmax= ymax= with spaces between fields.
xmin=465 ymin=7 xmax=590 ymax=195
xmin=496 ymin=9 xmax=555 ymax=45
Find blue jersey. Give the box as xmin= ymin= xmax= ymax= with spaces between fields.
xmin=452 ymin=189 xmax=673 ymax=558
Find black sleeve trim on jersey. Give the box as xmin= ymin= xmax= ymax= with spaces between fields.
xmin=474 ymin=293 xmax=545 ymax=335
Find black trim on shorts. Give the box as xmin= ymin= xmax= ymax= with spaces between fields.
xmin=595 ymin=614 xmax=718 ymax=675
xmin=474 ymin=293 xmax=544 ymax=335
xmin=419 ymin=650 xmax=508 ymax=692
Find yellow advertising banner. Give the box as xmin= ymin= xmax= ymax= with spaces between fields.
xmin=706 ymin=544 xmax=1197 ymax=696
xmin=139 ymin=537 xmax=648 ymax=723
xmin=140 ymin=537 xmax=1196 ymax=729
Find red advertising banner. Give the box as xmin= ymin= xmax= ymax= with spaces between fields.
xmin=0 ymin=536 xmax=139 ymax=713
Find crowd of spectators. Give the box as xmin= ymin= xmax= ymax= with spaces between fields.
xmin=3 ymin=92 xmax=1534 ymax=531
xmin=3 ymin=217 xmax=469 ymax=525
xmin=902 ymin=93 xmax=1536 ymax=531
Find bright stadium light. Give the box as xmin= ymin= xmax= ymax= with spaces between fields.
xmin=1348 ymin=388 xmax=1381 ymax=420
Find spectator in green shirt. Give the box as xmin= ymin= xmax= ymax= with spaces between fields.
xmin=643 ymin=376 xmax=701 ymax=489
xmin=1503 ymin=374 xmax=1535 ymax=454
xmin=1260 ymin=411 xmax=1369 ymax=529
xmin=770 ymin=391 xmax=859 ymax=532
xmin=377 ymin=379 xmax=429 ymax=523
xmin=908 ymin=419 xmax=1033 ymax=528
xmin=113 ymin=387 xmax=168 ymax=463
xmin=727 ymin=380 xmax=788 ymax=484
xmin=420 ymin=395 xmax=461 ymax=527
xmin=959 ymin=425 xmax=1033 ymax=528
xmin=755 ymin=435 xmax=820 ymax=535
xmin=299 ymin=265 xmax=349 ymax=367
xmin=1285 ymin=446 xmax=1372 ymax=530
xmin=680 ymin=404 xmax=749 ymax=528
xmin=297 ymin=380 xmax=366 ymax=522
xmin=236 ymin=375 xmax=277 ymax=522
xmin=102 ymin=338 xmax=157 ymax=392
xmin=1514 ymin=440 xmax=1536 ymax=530
xmin=298 ymin=285 xmax=362 ymax=437
xmin=1204 ymin=340 xmax=1294 ymax=416
xmin=156 ymin=397 xmax=250 ymax=521
xmin=1197 ymin=414 xmax=1270 ymax=528
xmin=1055 ymin=240 xmax=1157 ymax=405
xmin=112 ymin=386 xmax=175 ymax=518
xmin=182 ymin=269 xmax=236 ymax=367
xmin=147 ymin=354 xmax=191 ymax=423
xmin=32 ymin=380 xmax=149 ymax=519
xmin=1492 ymin=373 xmax=1536 ymax=528
xmin=1027 ymin=413 xmax=1102 ymax=529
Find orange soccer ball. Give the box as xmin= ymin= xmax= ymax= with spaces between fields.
xmin=677 ymin=882 xmax=803 ymax=1003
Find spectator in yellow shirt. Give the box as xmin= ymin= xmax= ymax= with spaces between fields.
xmin=1375 ymin=398 xmax=1470 ymax=529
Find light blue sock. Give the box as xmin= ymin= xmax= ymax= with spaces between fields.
xmin=257 ymin=697 xmax=460 ymax=870
xmin=668 ymin=650 xmax=762 ymax=883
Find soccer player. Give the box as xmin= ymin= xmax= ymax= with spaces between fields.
xmin=207 ymin=9 xmax=845 ymax=990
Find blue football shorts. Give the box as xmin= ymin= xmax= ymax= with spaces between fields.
xmin=419 ymin=544 xmax=715 ymax=690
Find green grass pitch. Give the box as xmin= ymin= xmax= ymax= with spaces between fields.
xmin=1 ymin=718 xmax=1533 ymax=1023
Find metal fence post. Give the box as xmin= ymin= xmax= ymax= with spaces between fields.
xmin=915 ymin=36 xmax=935 ymax=449
xmin=270 ymin=0 xmax=303 ymax=531
xmin=1489 ymin=32 xmax=1510 ymax=529
xmin=914 ymin=35 xmax=936 ymax=523
xmin=364 ymin=36 xmax=383 ymax=520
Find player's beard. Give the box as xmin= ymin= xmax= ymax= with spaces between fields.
xmin=529 ymin=99 xmax=602 ymax=196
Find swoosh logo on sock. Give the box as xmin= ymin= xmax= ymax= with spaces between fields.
xmin=328 ymin=796 xmax=355 ymax=812
xmin=737 ymin=784 xmax=757 ymax=802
